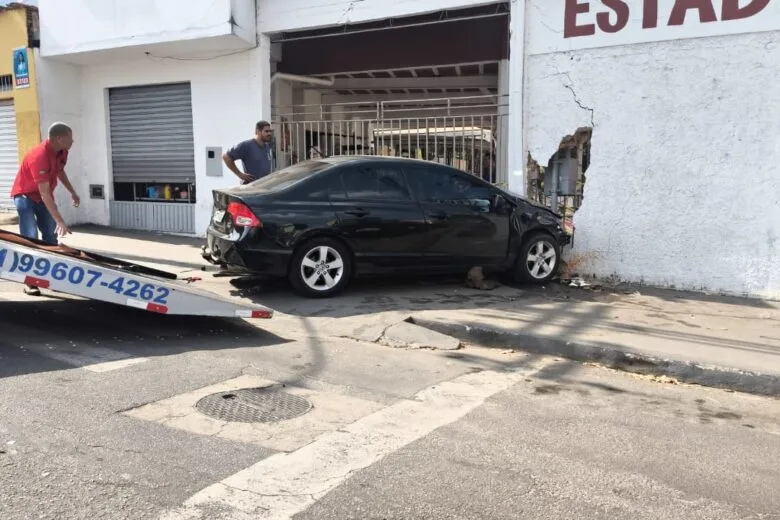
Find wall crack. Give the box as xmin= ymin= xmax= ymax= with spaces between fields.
xmin=556 ymin=71 xmax=596 ymax=127
xmin=563 ymin=83 xmax=596 ymax=128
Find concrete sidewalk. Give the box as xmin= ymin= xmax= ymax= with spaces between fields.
xmin=0 ymin=212 xmax=17 ymax=226
xmin=410 ymin=287 xmax=780 ymax=396
xmin=3 ymin=223 xmax=779 ymax=395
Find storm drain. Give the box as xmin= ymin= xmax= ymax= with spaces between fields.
xmin=194 ymin=386 xmax=313 ymax=423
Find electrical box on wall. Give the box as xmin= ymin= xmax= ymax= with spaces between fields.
xmin=89 ymin=184 xmax=104 ymax=199
xmin=205 ymin=147 xmax=223 ymax=177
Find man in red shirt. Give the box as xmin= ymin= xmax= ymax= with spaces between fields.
xmin=10 ymin=122 xmax=80 ymax=295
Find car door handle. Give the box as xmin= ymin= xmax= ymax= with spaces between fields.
xmin=344 ymin=209 xmax=369 ymax=217
xmin=427 ymin=211 xmax=448 ymax=220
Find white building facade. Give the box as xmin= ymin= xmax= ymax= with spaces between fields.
xmin=34 ymin=0 xmax=780 ymax=299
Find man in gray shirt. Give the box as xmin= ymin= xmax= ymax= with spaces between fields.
xmin=222 ymin=120 xmax=274 ymax=184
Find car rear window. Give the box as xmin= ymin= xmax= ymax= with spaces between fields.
xmin=243 ymin=161 xmax=332 ymax=193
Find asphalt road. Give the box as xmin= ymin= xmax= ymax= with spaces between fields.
xmin=297 ymin=362 xmax=780 ymax=520
xmin=1 ymin=280 xmax=779 ymax=520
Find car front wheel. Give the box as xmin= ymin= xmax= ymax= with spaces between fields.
xmin=289 ymin=238 xmax=352 ymax=298
xmin=514 ymin=232 xmax=561 ymax=284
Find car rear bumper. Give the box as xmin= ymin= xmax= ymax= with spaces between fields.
xmin=203 ymin=226 xmax=290 ymax=278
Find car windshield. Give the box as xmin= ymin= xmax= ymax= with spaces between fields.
xmin=245 ymin=161 xmax=331 ymax=192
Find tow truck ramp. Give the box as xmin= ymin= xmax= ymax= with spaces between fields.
xmin=0 ymin=230 xmax=273 ymax=319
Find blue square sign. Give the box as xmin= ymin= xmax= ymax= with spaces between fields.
xmin=13 ymin=47 xmax=30 ymax=89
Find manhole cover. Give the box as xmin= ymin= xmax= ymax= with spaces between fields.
xmin=195 ymin=386 xmax=313 ymax=423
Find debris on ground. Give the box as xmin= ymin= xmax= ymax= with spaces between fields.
xmin=465 ymin=266 xmax=498 ymax=291
xmin=568 ymin=276 xmax=591 ymax=288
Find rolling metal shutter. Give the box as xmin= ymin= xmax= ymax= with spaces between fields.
xmin=108 ymin=82 xmax=196 ymax=184
xmin=0 ymin=100 xmax=20 ymax=211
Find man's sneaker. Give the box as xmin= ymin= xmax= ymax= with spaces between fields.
xmin=24 ymin=285 xmax=41 ymax=296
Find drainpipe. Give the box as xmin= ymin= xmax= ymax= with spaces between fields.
xmin=270 ymin=73 xmax=335 ymax=87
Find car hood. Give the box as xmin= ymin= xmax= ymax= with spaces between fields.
xmin=504 ymin=193 xmax=563 ymax=219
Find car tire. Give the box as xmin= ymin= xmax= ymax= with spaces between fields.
xmin=289 ymin=237 xmax=353 ymax=298
xmin=514 ymin=231 xmax=561 ymax=284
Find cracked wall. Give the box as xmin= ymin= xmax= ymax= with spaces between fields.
xmin=526 ymin=33 xmax=780 ymax=299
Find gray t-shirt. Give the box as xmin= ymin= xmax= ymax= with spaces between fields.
xmin=226 ymin=138 xmax=273 ymax=182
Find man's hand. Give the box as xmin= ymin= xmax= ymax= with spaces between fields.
xmin=71 ymin=193 xmax=80 ymax=208
xmin=224 ymin=153 xmax=254 ymax=184
xmin=55 ymin=220 xmax=71 ymax=237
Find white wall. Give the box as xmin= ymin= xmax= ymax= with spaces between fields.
xmin=33 ymin=50 xmax=95 ymax=226
xmin=257 ymin=0 xmax=501 ymax=33
xmin=525 ymin=29 xmax=780 ymax=298
xmin=39 ymin=42 xmax=271 ymax=236
xmin=505 ymin=0 xmax=525 ymax=195
xmin=295 ymin=89 xmax=323 ymax=122
xmin=527 ymin=0 xmax=780 ymax=55
xmin=272 ymin=79 xmax=294 ymax=117
xmin=39 ymin=0 xmax=255 ymax=57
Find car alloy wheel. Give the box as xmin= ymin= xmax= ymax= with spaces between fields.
xmin=300 ymin=245 xmax=345 ymax=292
xmin=514 ymin=232 xmax=561 ymax=284
xmin=525 ymin=239 xmax=557 ymax=280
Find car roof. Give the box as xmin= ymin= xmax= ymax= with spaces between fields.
xmin=318 ymin=155 xmax=452 ymax=168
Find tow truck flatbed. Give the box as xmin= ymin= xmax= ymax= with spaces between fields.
xmin=0 ymin=229 xmax=273 ymax=319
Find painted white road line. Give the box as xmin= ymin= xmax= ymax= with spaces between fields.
xmin=22 ymin=343 xmax=148 ymax=373
xmin=82 ymin=356 xmax=150 ymax=373
xmin=159 ymin=367 xmax=529 ymax=520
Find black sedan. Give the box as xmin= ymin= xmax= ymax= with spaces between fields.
xmin=202 ymin=156 xmax=571 ymax=298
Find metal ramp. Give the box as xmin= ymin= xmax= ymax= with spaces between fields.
xmin=0 ymin=230 xmax=273 ymax=319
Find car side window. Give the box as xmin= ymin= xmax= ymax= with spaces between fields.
xmin=406 ymin=165 xmax=494 ymax=212
xmin=337 ymin=165 xmax=412 ymax=202
xmin=286 ymin=170 xmax=342 ymax=201
xmin=303 ymin=170 xmax=339 ymax=201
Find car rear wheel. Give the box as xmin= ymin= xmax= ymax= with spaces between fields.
xmin=289 ymin=238 xmax=352 ymax=298
xmin=514 ymin=232 xmax=560 ymax=284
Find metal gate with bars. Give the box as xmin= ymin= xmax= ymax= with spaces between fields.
xmin=271 ymin=95 xmax=508 ymax=188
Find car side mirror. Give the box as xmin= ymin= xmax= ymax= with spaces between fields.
xmin=493 ymin=194 xmax=510 ymax=213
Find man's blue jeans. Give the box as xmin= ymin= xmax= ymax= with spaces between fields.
xmin=14 ymin=195 xmax=58 ymax=245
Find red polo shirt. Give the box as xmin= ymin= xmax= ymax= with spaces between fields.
xmin=10 ymin=139 xmax=68 ymax=203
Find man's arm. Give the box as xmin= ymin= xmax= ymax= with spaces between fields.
xmin=29 ymin=152 xmax=70 ymax=236
xmin=223 ymin=143 xmax=253 ymax=182
xmin=37 ymin=181 xmax=70 ymax=236
xmin=58 ymin=170 xmax=80 ymax=207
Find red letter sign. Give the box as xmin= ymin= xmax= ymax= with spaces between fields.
xmin=722 ymin=0 xmax=770 ymax=21
xmin=597 ymin=0 xmax=630 ymax=33
xmin=564 ymin=0 xmax=596 ymax=38
xmin=643 ymin=0 xmax=659 ymax=28
xmin=668 ymin=0 xmax=718 ymax=26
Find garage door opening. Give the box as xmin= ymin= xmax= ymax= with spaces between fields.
xmin=269 ymin=3 xmax=510 ymax=187
xmin=107 ymin=82 xmax=196 ymax=234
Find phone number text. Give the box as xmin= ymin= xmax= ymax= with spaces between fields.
xmin=0 ymin=248 xmax=170 ymax=304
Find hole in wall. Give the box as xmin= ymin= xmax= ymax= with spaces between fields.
xmin=527 ymin=128 xmax=593 ymax=280
xmin=526 ymin=127 xmax=592 ymax=232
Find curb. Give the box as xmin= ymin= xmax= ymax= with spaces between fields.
xmin=408 ymin=317 xmax=780 ymax=398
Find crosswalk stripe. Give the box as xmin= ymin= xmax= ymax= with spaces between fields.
xmin=159 ymin=367 xmax=530 ymax=520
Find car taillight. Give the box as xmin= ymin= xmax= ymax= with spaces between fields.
xmin=227 ymin=201 xmax=262 ymax=228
